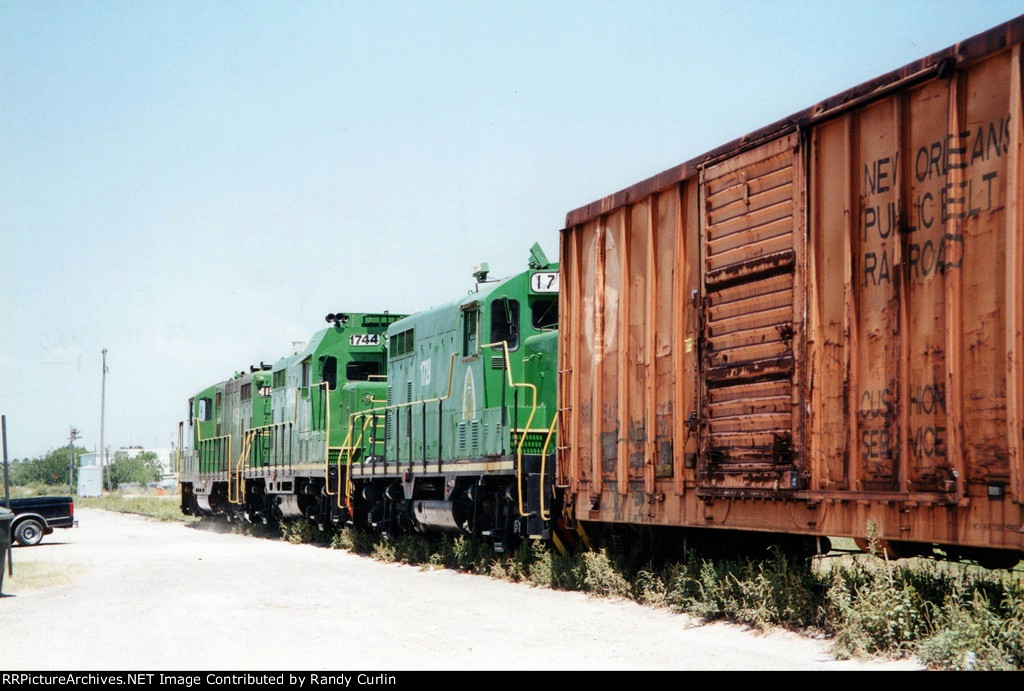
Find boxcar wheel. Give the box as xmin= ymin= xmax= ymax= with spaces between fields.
xmin=14 ymin=518 xmax=45 ymax=547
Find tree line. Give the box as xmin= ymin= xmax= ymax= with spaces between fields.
xmin=6 ymin=446 xmax=163 ymax=489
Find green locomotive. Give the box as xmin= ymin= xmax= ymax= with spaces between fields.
xmin=342 ymin=243 xmax=559 ymax=549
xmin=178 ymin=244 xmax=558 ymax=550
xmin=179 ymin=312 xmax=405 ymax=525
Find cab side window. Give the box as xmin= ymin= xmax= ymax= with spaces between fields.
xmin=463 ymin=308 xmax=478 ymax=356
xmin=490 ymin=298 xmax=520 ymax=351
xmin=198 ymin=397 xmax=213 ymax=422
xmin=320 ymin=356 xmax=338 ymax=390
xmin=347 ymin=360 xmax=382 ymax=381
xmin=530 ymin=297 xmax=557 ymax=329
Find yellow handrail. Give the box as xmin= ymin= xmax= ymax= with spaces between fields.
xmin=193 ymin=416 xmax=232 ymax=473
xmin=225 ymin=384 xmax=301 ymax=505
xmin=176 ymin=421 xmax=183 ymax=475
xmin=334 ymin=423 xmax=355 ymax=503
xmin=311 ymin=381 xmax=332 ymax=491
xmin=227 ymin=433 xmax=239 ymax=503
xmin=228 ymin=430 xmax=255 ymax=504
xmin=243 ymin=388 xmax=299 ymax=442
xmin=539 ymin=415 xmax=557 ymax=521
xmin=341 ymin=354 xmax=458 ymax=512
xmin=196 ymin=434 xmax=232 ymax=478
xmin=480 ymin=340 xmax=538 ymax=518
xmin=191 ymin=385 xmax=307 ymax=500
xmin=334 ymin=414 xmax=377 ymax=509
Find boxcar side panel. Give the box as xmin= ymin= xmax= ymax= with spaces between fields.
xmin=808 ymin=116 xmax=853 ymax=492
xmin=904 ymin=77 xmax=953 ymax=493
xmin=960 ymin=54 xmax=1012 ymax=486
xmin=559 ymin=18 xmax=1024 ymax=555
xmin=654 ymin=190 xmax=679 ymax=484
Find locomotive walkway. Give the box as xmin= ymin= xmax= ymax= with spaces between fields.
xmin=0 ymin=509 xmax=921 ymax=670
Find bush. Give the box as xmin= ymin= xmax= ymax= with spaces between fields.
xmin=107 ymin=451 xmax=162 ymax=489
xmin=917 ymin=584 xmax=1024 ymax=670
xmin=230 ymin=520 xmax=281 ymax=539
xmin=581 ymin=550 xmax=631 ymax=598
xmin=330 ymin=527 xmax=375 ymax=554
xmin=280 ymin=518 xmax=329 ymax=545
xmin=8 ymin=446 xmax=87 ymax=487
xmin=825 ymin=562 xmax=929 ymax=657
xmin=662 ymin=549 xmax=821 ymax=631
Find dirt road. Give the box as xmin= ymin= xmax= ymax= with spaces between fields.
xmin=0 ymin=509 xmax=921 ymax=670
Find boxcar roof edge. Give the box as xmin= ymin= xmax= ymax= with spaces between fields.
xmin=563 ymin=13 xmax=1024 ymax=229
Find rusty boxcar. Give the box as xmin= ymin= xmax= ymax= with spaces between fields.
xmin=558 ymin=16 xmax=1024 ymax=566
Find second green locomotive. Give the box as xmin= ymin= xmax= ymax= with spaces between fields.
xmin=179 ymin=311 xmax=405 ymax=527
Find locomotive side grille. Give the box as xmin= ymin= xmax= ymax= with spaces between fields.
xmin=470 ymin=420 xmax=480 ymax=454
xmin=385 ymin=385 xmax=393 ymax=445
xmin=406 ymin=381 xmax=413 ymax=440
xmin=512 ymin=431 xmax=545 ymax=455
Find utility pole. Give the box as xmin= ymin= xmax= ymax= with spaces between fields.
xmin=100 ymin=349 xmax=108 ymax=492
xmin=68 ymin=427 xmax=81 ymax=495
xmin=2 ymin=415 xmax=10 ymax=508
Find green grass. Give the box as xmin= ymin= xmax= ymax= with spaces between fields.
xmin=77 ymin=493 xmax=199 ymax=523
xmin=2 ymin=560 xmax=77 ymax=592
xmin=4 ymin=482 xmax=72 ymax=499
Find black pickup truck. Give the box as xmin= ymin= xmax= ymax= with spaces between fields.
xmin=5 ymin=496 xmax=76 ymax=546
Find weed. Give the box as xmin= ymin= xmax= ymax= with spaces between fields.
xmin=581 ymin=550 xmax=631 ymax=598
xmin=371 ymin=540 xmax=397 ymax=562
xmin=330 ymin=527 xmax=375 ymax=554
xmin=279 ymin=518 xmax=328 ymax=545
xmin=917 ymin=583 xmax=1024 ymax=670
xmin=230 ymin=520 xmax=281 ymax=539
xmin=528 ymin=540 xmax=553 ymax=587
xmin=825 ymin=561 xmax=929 ymax=658
xmin=502 ymin=541 xmax=535 ymax=582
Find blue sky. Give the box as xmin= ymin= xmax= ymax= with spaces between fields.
xmin=2 ymin=1 xmax=1022 ymax=460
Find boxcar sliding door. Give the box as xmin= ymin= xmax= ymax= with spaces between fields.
xmin=698 ymin=133 xmax=805 ymax=496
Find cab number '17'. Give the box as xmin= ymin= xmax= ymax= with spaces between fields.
xmin=531 ymin=272 xmax=559 ymax=293
xmin=349 ymin=334 xmax=381 ymax=346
